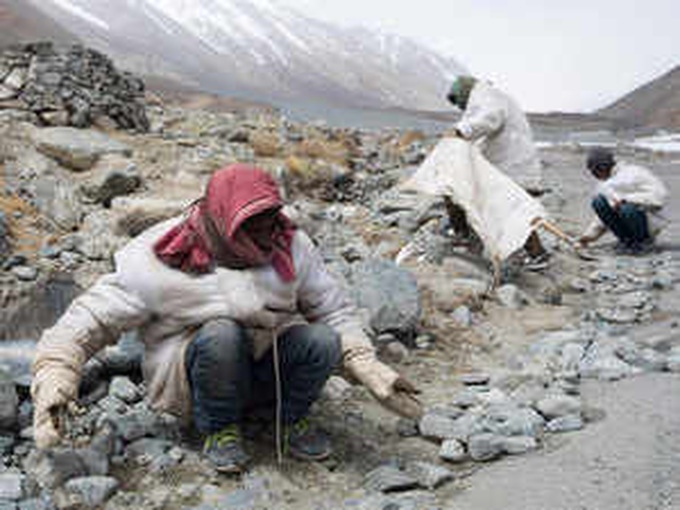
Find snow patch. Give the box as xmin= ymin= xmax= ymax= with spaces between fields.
xmin=49 ymin=0 xmax=110 ymax=30
xmin=632 ymin=133 xmax=680 ymax=153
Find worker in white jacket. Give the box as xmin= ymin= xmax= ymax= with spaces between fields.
xmin=444 ymin=76 xmax=547 ymax=263
xmin=448 ymin=76 xmax=543 ymax=194
xmin=578 ymin=147 xmax=668 ymax=253
xmin=31 ymin=164 xmax=422 ymax=474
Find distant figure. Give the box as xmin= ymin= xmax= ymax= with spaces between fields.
xmin=578 ymin=147 xmax=668 ymax=254
xmin=31 ymin=164 xmax=421 ymax=474
xmin=445 ymin=75 xmax=547 ymax=265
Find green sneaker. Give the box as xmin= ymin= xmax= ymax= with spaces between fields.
xmin=203 ymin=424 xmax=250 ymax=474
xmin=285 ymin=417 xmax=332 ymax=461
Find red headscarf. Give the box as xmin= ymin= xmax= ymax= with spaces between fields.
xmin=153 ymin=164 xmax=297 ymax=282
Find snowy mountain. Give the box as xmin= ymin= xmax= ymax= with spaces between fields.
xmin=0 ymin=0 xmax=78 ymax=48
xmin=28 ymin=0 xmax=466 ymax=112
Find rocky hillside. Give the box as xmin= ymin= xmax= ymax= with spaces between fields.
xmin=598 ymin=65 xmax=680 ymax=131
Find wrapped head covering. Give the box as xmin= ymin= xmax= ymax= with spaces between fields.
xmin=446 ymin=75 xmax=477 ymax=109
xmin=153 ymin=164 xmax=297 ymax=281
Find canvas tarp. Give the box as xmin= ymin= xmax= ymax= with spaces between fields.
xmin=401 ymin=137 xmax=547 ymax=263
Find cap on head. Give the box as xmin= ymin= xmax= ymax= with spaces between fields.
xmin=586 ymin=147 xmax=616 ymax=174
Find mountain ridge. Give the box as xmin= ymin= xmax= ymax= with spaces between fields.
xmin=28 ymin=0 xmax=467 ymax=113
xmin=598 ymin=65 xmax=680 ymax=131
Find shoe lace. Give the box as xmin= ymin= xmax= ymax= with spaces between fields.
xmin=204 ymin=424 xmax=240 ymax=452
xmin=290 ymin=417 xmax=309 ymax=437
xmin=284 ymin=417 xmax=310 ymax=453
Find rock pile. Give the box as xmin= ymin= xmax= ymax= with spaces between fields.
xmin=0 ymin=42 xmax=148 ymax=131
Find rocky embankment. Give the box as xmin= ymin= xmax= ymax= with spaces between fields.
xmin=0 ymin=43 xmax=679 ymax=510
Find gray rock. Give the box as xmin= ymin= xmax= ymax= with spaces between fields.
xmin=104 ymin=406 xmax=158 ymax=442
xmin=34 ymin=127 xmax=131 ymax=171
xmin=535 ymin=394 xmax=582 ymax=420
xmin=363 ymin=465 xmax=419 ymax=493
xmin=342 ymin=491 xmax=438 ymax=510
xmin=496 ymin=284 xmax=528 ymax=309
xmin=484 ymin=406 xmax=545 ymax=438
xmin=406 ymin=461 xmax=455 ymax=489
xmin=349 ymin=259 xmax=421 ymax=338
xmin=80 ymin=161 xmax=141 ymax=207
xmin=467 ymin=433 xmax=505 ymax=461
xmin=546 ymin=414 xmax=584 ymax=433
xmin=0 ymin=435 xmax=15 ymax=455
xmin=24 ymin=447 xmax=102 ymax=489
xmin=320 ymin=376 xmax=353 ymax=402
xmin=452 ymin=389 xmax=480 ymax=409
xmin=383 ymin=342 xmax=410 ymax=363
xmin=0 ymin=473 xmax=24 ymax=501
xmin=125 ymin=438 xmax=173 ymax=464
xmin=418 ymin=414 xmax=459 ymax=441
xmin=31 ymin=174 xmax=83 ymax=231
xmin=669 ymin=347 xmax=680 ymax=373
xmin=560 ymin=343 xmax=586 ymax=372
xmin=11 ymin=266 xmax=38 ymax=282
xmin=568 ymin=277 xmax=591 ymax=293
xmin=96 ymin=395 xmax=128 ymax=415
xmin=529 ymin=330 xmax=585 ymax=357
xmin=501 ymin=436 xmax=539 ymax=455
xmin=596 ymin=307 xmax=638 ymax=324
xmin=459 ymin=373 xmax=490 ymax=386
xmin=439 ymin=439 xmax=467 ymax=463
xmin=17 ymin=498 xmax=56 ymax=510
xmin=78 ymin=211 xmax=125 ymax=261
xmin=109 ymin=376 xmax=142 ymax=404
xmin=64 ymin=476 xmax=118 ymax=508
xmin=0 ymin=369 xmax=18 ymax=430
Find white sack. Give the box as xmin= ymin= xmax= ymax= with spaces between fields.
xmin=402 ymin=137 xmax=547 ymax=263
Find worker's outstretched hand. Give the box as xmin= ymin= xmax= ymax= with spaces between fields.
xmin=380 ymin=375 xmax=423 ymax=419
xmin=355 ymin=361 xmax=423 ymax=419
xmin=31 ymin=367 xmax=78 ymax=449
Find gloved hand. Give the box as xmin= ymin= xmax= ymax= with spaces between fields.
xmin=31 ymin=367 xmax=79 ymax=449
xmin=353 ymin=360 xmax=423 ymax=419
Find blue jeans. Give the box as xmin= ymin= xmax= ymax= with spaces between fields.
xmin=592 ymin=194 xmax=650 ymax=248
xmin=185 ymin=319 xmax=341 ymax=434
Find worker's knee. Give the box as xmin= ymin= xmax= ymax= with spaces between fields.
xmin=591 ymin=194 xmax=609 ymax=214
xmin=190 ymin=319 xmax=251 ymax=364
xmin=280 ymin=324 xmax=341 ymax=368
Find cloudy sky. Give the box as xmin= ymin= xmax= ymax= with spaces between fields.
xmin=280 ymin=0 xmax=678 ymax=113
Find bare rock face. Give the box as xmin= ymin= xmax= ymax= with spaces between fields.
xmin=0 ymin=42 xmax=149 ymax=131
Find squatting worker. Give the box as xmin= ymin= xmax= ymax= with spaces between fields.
xmin=578 ymin=147 xmax=668 ymax=254
xmin=445 ymin=75 xmax=547 ymax=263
xmin=31 ymin=164 xmax=422 ymax=474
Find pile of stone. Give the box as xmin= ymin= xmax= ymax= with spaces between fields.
xmin=0 ymin=42 xmax=148 ymax=131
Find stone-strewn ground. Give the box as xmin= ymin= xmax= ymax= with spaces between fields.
xmin=0 ymin=55 xmax=679 ymax=509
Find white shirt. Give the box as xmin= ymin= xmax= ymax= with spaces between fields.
xmin=583 ymin=163 xmax=668 ymax=239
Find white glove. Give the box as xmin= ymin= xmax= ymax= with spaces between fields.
xmin=31 ymin=367 xmax=79 ymax=449
xmin=352 ymin=360 xmax=423 ymax=419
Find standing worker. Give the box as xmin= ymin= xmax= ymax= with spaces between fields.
xmin=578 ymin=147 xmax=668 ymax=254
xmin=31 ymin=164 xmax=422 ymax=474
xmin=445 ymin=75 xmax=547 ymax=264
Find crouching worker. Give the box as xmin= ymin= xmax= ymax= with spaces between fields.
xmin=578 ymin=147 xmax=668 ymax=254
xmin=31 ymin=164 xmax=422 ymax=474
